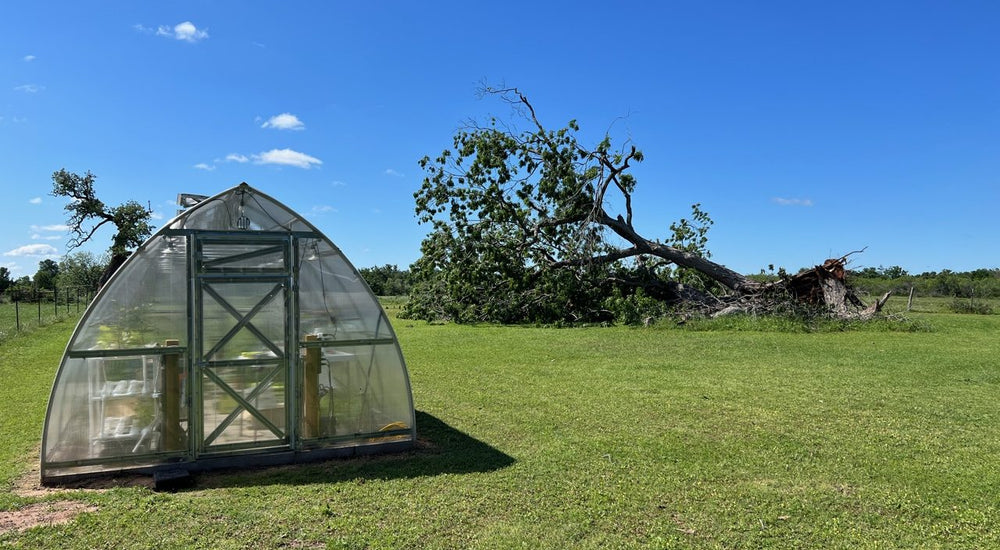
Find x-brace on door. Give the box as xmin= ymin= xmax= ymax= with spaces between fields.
xmin=192 ymin=233 xmax=296 ymax=454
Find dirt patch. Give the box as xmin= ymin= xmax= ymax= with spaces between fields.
xmin=5 ymin=447 xmax=100 ymax=533
xmin=0 ymin=501 xmax=98 ymax=534
xmin=13 ymin=446 xmax=154 ymax=495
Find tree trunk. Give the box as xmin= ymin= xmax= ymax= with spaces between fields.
xmin=97 ymin=252 xmax=129 ymax=290
xmin=781 ymin=257 xmax=887 ymax=319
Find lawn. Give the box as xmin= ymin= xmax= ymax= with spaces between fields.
xmin=1 ymin=309 xmax=999 ymax=548
xmin=0 ymin=301 xmax=82 ymax=344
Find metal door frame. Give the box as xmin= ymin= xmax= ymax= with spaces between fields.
xmin=188 ymin=232 xmax=299 ymax=456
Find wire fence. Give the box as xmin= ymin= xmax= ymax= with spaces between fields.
xmin=0 ymin=286 xmax=95 ymax=344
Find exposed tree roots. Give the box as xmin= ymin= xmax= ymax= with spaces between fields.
xmin=701 ymin=256 xmax=891 ymax=321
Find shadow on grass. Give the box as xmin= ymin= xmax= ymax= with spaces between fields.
xmin=193 ymin=410 xmax=515 ymax=489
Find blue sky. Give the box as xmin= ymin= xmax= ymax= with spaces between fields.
xmin=2 ymin=1 xmax=997 ymax=279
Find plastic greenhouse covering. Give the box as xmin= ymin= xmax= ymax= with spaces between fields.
xmin=41 ymin=183 xmax=415 ymax=481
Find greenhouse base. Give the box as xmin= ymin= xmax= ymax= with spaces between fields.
xmin=41 ymin=438 xmax=415 ymax=487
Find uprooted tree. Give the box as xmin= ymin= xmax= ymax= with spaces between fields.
xmin=51 ymin=169 xmax=154 ymax=287
xmin=404 ymin=87 xmax=888 ymax=324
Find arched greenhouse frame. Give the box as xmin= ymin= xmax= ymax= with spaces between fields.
xmin=41 ymin=183 xmax=416 ymax=482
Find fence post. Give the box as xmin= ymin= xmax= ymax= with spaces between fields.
xmin=37 ymin=288 xmax=41 ymax=324
xmin=53 ymin=288 xmax=58 ymax=316
xmin=15 ymin=298 xmax=20 ymax=331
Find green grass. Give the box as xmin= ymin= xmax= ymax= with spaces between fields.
xmin=866 ymin=293 xmax=999 ymax=315
xmin=2 ymin=312 xmax=999 ymax=548
xmin=0 ymin=319 xmax=78 ymax=496
xmin=0 ymin=301 xmax=82 ymax=344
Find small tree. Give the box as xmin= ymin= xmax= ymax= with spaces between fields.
xmin=58 ymin=251 xmax=107 ymax=292
xmin=358 ymin=264 xmax=411 ymax=296
xmin=8 ymin=276 xmax=34 ymax=302
xmin=34 ymin=259 xmax=60 ymax=292
xmin=51 ymin=169 xmax=153 ymax=286
xmin=0 ymin=267 xmax=12 ymax=296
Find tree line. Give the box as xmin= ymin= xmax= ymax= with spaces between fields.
xmin=0 ymin=252 xmax=107 ymax=302
xmin=849 ymin=266 xmax=1000 ymax=299
xmin=1 ymin=256 xmax=415 ymax=303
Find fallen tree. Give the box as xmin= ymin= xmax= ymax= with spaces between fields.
xmin=712 ymin=255 xmax=892 ymax=321
xmin=406 ymin=87 xmax=887 ymax=323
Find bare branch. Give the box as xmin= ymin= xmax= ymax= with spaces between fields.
xmin=546 ymin=246 xmax=645 ymax=269
xmin=67 ymin=218 xmax=113 ymax=251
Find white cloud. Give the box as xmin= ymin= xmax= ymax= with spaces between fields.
xmin=253 ymin=148 xmax=322 ymax=169
xmin=30 ymin=234 xmax=61 ymax=241
xmin=30 ymin=224 xmax=69 ymax=232
xmin=4 ymin=244 xmax=58 ymax=257
xmin=175 ymin=21 xmax=209 ymax=42
xmin=384 ymin=169 xmax=404 ymax=177
xmin=331 ymin=180 xmax=347 ymax=187
xmin=311 ymin=205 xmax=337 ymax=214
xmin=23 ymin=55 xmax=36 ymax=62
xmin=29 ymin=197 xmax=42 ymax=204
xmin=150 ymin=212 xmax=165 ymax=220
xmin=193 ymin=162 xmax=216 ymax=171
xmin=773 ymin=197 xmax=814 ymax=207
xmin=14 ymin=84 xmax=44 ymax=93
xmin=261 ymin=113 xmax=305 ymax=131
xmin=154 ymin=21 xmax=208 ymax=42
xmin=225 ymin=153 xmax=249 ymax=163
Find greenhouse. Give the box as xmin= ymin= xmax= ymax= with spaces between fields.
xmin=41 ymin=183 xmax=416 ymax=482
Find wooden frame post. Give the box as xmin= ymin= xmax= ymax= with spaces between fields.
xmin=303 ymin=334 xmax=321 ymax=438
xmin=163 ymin=339 xmax=183 ymax=450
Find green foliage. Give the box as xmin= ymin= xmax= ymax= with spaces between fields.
xmin=666 ymin=203 xmax=713 ymax=257
xmin=5 ymin=276 xmax=34 ymax=302
xmin=661 ymin=203 xmax=724 ymax=292
xmin=408 ymin=89 xmax=722 ymax=325
xmin=50 ymin=169 xmax=154 ymax=257
xmin=850 ymin=267 xmax=1000 ymax=301
xmin=32 ymin=259 xmax=59 ymax=291
xmin=601 ymin=287 xmax=670 ymax=325
xmin=56 ymin=252 xmax=107 ymax=292
xmin=358 ymin=264 xmax=410 ymax=296
xmin=403 ymin=227 xmax=616 ymax=324
xmin=0 ymin=267 xmax=11 ymax=295
xmin=854 ymin=265 xmax=909 ymax=279
xmin=949 ymin=298 xmax=995 ymax=315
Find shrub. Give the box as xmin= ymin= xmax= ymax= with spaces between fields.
xmin=949 ymin=298 xmax=995 ymax=315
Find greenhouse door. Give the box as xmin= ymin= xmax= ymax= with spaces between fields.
xmin=193 ymin=234 xmax=296 ymax=454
